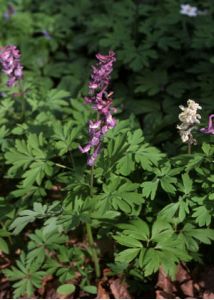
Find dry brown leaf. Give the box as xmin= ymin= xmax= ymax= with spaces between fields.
xmin=203 ymin=292 xmax=214 ymax=299
xmin=0 ymin=280 xmax=10 ymax=299
xmin=109 ymin=277 xmax=131 ymax=299
xmin=96 ymin=280 xmax=110 ymax=299
xmin=0 ymin=252 xmax=11 ymax=270
xmin=37 ymin=274 xmax=53 ymax=296
xmin=46 ymin=287 xmax=59 ymax=299
xmin=156 ymin=264 xmax=196 ymax=299
xmin=198 ymin=267 xmax=214 ymax=299
xmin=176 ymin=264 xmax=191 ymax=282
xmin=156 ymin=289 xmax=177 ymax=299
xmin=156 ymin=267 xmax=176 ymax=295
xmin=176 ymin=264 xmax=194 ymax=298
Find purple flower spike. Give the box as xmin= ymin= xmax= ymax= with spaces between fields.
xmin=79 ymin=51 xmax=116 ymax=166
xmin=200 ymin=114 xmax=214 ymax=135
xmin=0 ymin=45 xmax=23 ymax=87
xmin=3 ymin=4 xmax=16 ymax=20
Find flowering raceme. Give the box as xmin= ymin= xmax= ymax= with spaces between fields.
xmin=177 ymin=99 xmax=202 ymax=144
xmin=180 ymin=4 xmax=207 ymax=17
xmin=0 ymin=45 xmax=23 ymax=87
xmin=79 ymin=51 xmax=116 ymax=166
xmin=3 ymin=4 xmax=16 ymax=20
xmin=180 ymin=4 xmax=198 ymax=17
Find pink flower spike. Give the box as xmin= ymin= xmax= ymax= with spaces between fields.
xmin=0 ymin=45 xmax=23 ymax=87
xmin=200 ymin=114 xmax=214 ymax=135
xmin=80 ymin=51 xmax=116 ymax=166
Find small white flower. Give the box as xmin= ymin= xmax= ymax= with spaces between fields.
xmin=180 ymin=4 xmax=198 ymax=17
xmin=177 ymin=99 xmax=202 ymax=144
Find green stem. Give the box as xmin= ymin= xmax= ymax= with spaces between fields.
xmin=90 ymin=165 xmax=94 ymax=195
xmin=86 ymin=223 xmax=101 ymax=278
xmin=18 ymin=80 xmax=25 ymax=121
xmin=69 ymin=150 xmax=76 ymax=170
xmin=85 ymin=166 xmax=101 ymax=278
xmin=188 ymin=142 xmax=191 ymax=154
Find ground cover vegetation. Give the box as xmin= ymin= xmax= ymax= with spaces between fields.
xmin=0 ymin=0 xmax=213 ymax=298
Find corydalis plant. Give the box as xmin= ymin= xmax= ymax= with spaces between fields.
xmin=177 ymin=99 xmax=201 ymax=152
xmin=0 ymin=45 xmax=23 ymax=87
xmin=79 ymin=51 xmax=116 ymax=166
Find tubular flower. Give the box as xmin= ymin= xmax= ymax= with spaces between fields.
xmin=79 ymin=51 xmax=116 ymax=166
xmin=0 ymin=45 xmax=23 ymax=87
xmin=177 ymin=99 xmax=202 ymax=144
xmin=200 ymin=114 xmax=214 ymax=135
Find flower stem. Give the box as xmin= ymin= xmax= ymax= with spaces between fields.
xmin=86 ymin=223 xmax=101 ymax=278
xmin=69 ymin=150 xmax=76 ymax=169
xmin=188 ymin=141 xmax=191 ymax=154
xmin=90 ymin=165 xmax=94 ymax=195
xmin=86 ymin=166 xmax=101 ymax=278
xmin=18 ymin=80 xmax=25 ymax=121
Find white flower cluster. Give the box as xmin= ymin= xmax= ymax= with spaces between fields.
xmin=180 ymin=4 xmax=198 ymax=17
xmin=177 ymin=99 xmax=202 ymax=144
xmin=180 ymin=4 xmax=208 ymax=17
